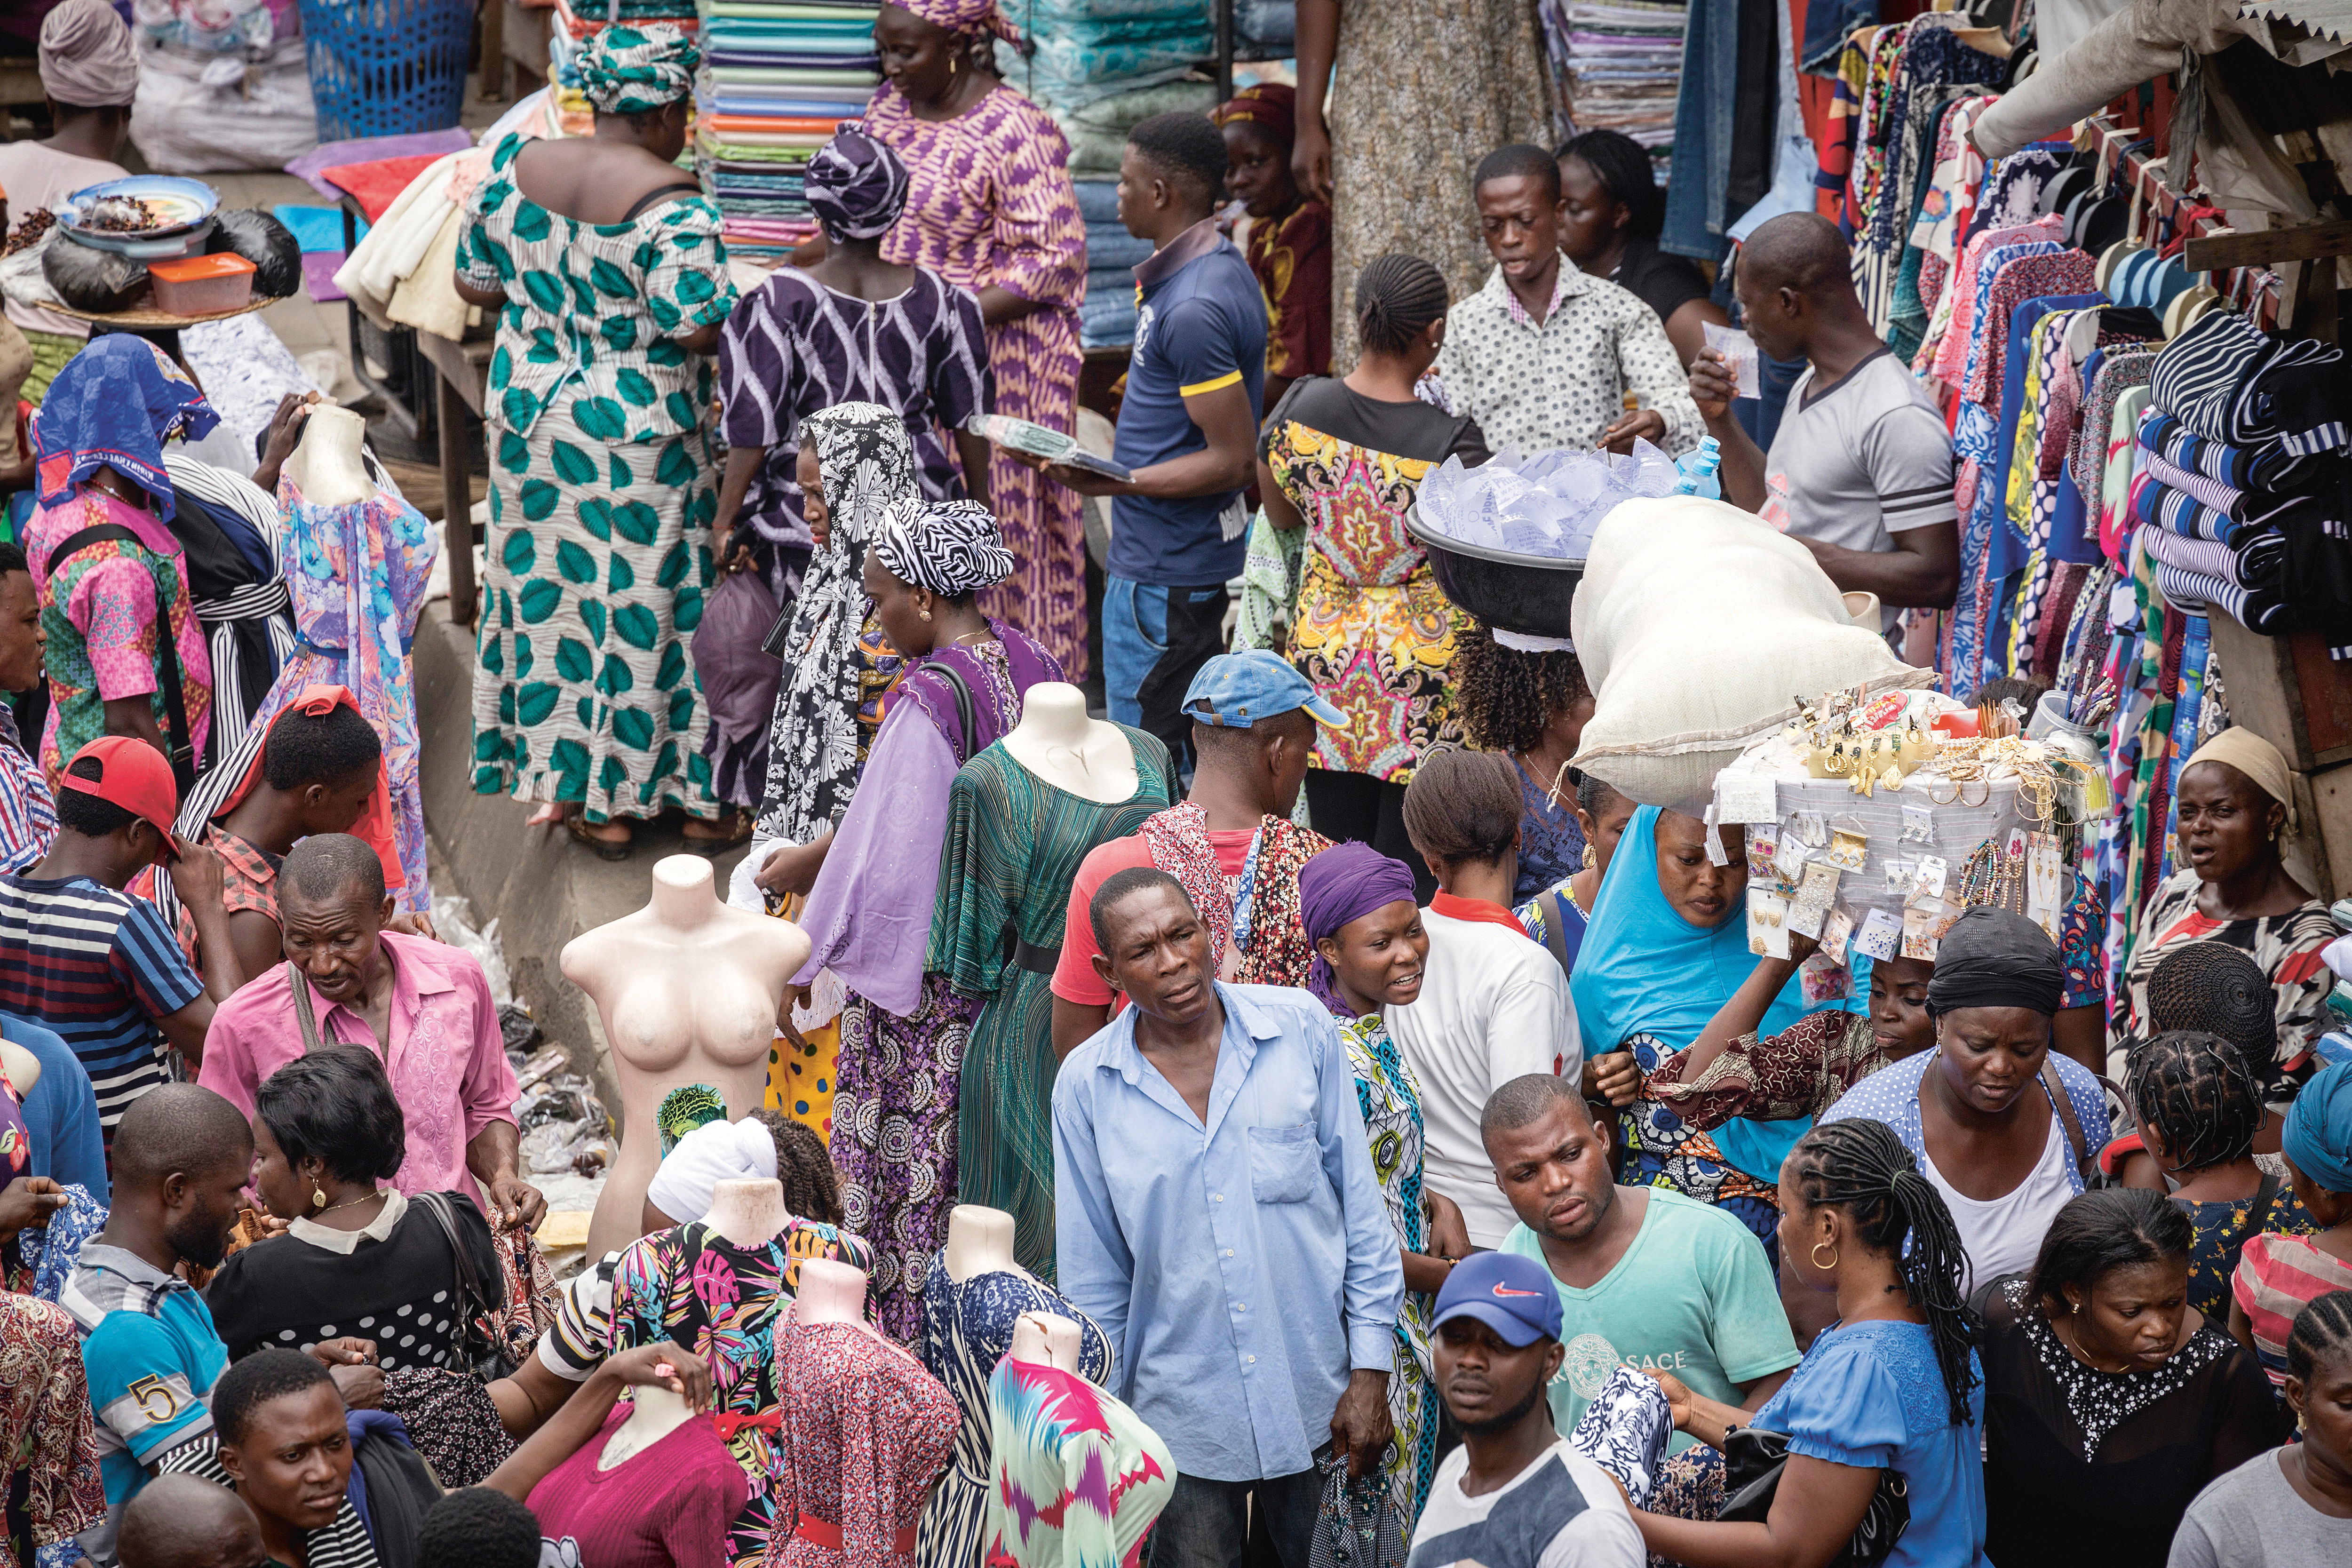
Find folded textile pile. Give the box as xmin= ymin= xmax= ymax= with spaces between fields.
xmin=1073 ymin=173 xmax=1141 ymax=349
xmin=1539 ymin=0 xmax=1686 ymax=177
xmin=1001 ymin=0 xmax=1212 ymax=114
xmin=692 ymin=0 xmax=881 ymax=260
xmin=556 ymin=0 xmax=700 ymax=36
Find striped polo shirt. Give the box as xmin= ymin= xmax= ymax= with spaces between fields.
xmin=2232 ymin=1229 xmax=2352 ymax=1388
xmin=0 ymin=873 xmax=202 ymax=1128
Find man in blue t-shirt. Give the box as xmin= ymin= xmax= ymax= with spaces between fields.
xmin=1033 ymin=111 xmax=1267 ymax=775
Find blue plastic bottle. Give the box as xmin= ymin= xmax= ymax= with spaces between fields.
xmin=1674 ymin=436 xmax=1723 ymax=498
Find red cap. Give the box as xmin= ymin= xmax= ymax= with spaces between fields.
xmin=58 ymin=737 xmax=180 ymax=862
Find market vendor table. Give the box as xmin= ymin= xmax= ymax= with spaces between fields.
xmin=415 ymin=326 xmax=490 ymax=627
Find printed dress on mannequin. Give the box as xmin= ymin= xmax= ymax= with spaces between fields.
xmin=980 ymin=1355 xmax=1174 ymax=1568
xmin=772 ymin=1318 xmax=958 ymax=1568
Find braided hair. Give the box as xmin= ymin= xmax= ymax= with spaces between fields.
xmin=1575 ymin=769 xmax=1620 ymax=823
xmin=1450 ymin=624 xmax=1591 ymax=755
xmin=2287 ymin=1288 xmax=2352 ymax=1386
xmin=2126 ymin=1030 xmax=2264 ymax=1174
xmin=752 ymin=1108 xmax=843 ymax=1226
xmin=1786 ymin=1120 xmax=1980 ymax=1426
xmin=2146 ymin=941 xmax=2279 ymax=1076
xmin=1354 ymin=253 xmax=1450 ymax=359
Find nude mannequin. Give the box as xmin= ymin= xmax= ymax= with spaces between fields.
xmin=794 ymin=1258 xmax=915 ymax=1359
xmin=598 ymin=1364 xmax=694 ymax=1468
xmin=942 ymin=1204 xmax=1016 ymax=1283
xmin=1006 ymin=1311 xmax=1082 ymax=1373
xmin=280 ymin=404 xmax=373 ymax=508
xmin=566 ymin=857 xmax=811 ymax=1258
xmin=1000 ymin=683 xmax=1138 ymax=804
xmin=704 ymin=1176 xmax=790 ymax=1248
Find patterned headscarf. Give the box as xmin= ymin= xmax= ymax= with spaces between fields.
xmin=804 ymin=122 xmax=910 ymax=244
xmin=1211 ymin=82 xmax=1295 ymax=147
xmin=1298 ymin=841 xmax=1421 ymax=1017
xmin=33 ymin=337 xmax=218 ymax=524
xmin=898 ymin=0 xmax=1020 ymax=41
xmin=578 ymin=23 xmax=699 ymax=114
xmin=874 ymin=496 xmax=1015 ymax=597
xmin=754 ymin=403 xmax=919 ymax=847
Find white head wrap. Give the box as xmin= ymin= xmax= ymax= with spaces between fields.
xmin=645 ymin=1116 xmax=778 ymax=1222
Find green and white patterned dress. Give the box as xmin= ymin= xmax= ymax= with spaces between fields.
xmin=1339 ymin=1011 xmax=1438 ymax=1526
xmin=458 ymin=131 xmax=738 ymax=822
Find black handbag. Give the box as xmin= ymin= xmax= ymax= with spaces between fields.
xmin=1718 ymin=1427 xmax=1909 ymax=1568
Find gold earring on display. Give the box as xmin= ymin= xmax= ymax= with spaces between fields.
xmin=1810 ymin=1241 xmax=1838 ymax=1270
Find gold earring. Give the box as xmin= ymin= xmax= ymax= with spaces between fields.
xmin=918 ymin=607 xmax=933 ymax=622
xmin=1810 ymin=1241 xmax=1838 ymax=1270
xmin=312 ymin=1184 xmax=328 ymax=1209
xmin=2071 ymin=1299 xmax=2082 ymax=1315
xmin=1581 ymin=843 xmax=1596 ymax=869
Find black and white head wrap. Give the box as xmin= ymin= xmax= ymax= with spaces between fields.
xmin=804 ymin=121 xmax=911 ymax=243
xmin=873 ymin=496 xmax=1016 ymax=597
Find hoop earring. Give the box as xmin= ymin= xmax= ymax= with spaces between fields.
xmin=1810 ymin=1240 xmax=1838 ymax=1270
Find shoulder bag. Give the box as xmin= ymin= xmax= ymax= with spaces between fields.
xmin=412 ymin=1188 xmax=517 ymax=1380
xmin=1718 ymin=1426 xmax=1909 ymax=1568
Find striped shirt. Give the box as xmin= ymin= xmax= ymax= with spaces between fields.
xmin=2230 ymin=1230 xmax=2352 ymax=1389
xmin=0 ymin=874 xmax=203 ymax=1127
xmin=536 ymin=1247 xmax=625 ymax=1381
xmin=0 ymin=705 xmax=57 ymax=873
xmin=161 ymin=1442 xmax=379 ymax=1568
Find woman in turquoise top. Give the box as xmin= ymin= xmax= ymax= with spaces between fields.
xmin=1571 ymin=804 xmax=1836 ymax=1266
xmin=456 ymin=23 xmax=742 ymax=857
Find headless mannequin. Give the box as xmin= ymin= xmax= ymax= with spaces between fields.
xmin=1006 ymin=1312 xmax=1081 ymax=1373
xmin=567 ymin=859 xmax=810 ymax=1258
xmin=795 ymin=1257 xmax=919 ymax=1363
xmin=598 ymin=1367 xmax=694 ymax=1469
xmin=1000 ymin=684 xmax=1137 ymax=804
xmin=280 ymin=404 xmax=373 ymax=508
xmin=0 ymin=1041 xmax=40 ymax=1102
xmin=705 ymin=1176 xmax=791 ymax=1248
xmin=942 ymin=1204 xmax=1017 ymax=1283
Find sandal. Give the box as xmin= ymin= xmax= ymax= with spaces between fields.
xmin=682 ymin=810 xmax=754 ymax=856
xmin=564 ymin=814 xmax=633 ymax=862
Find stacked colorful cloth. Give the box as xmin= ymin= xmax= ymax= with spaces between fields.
xmin=691 ymin=0 xmax=880 ymax=259
xmin=1539 ymin=0 xmax=1687 ymax=177
xmin=1007 ymin=0 xmax=1210 ymax=113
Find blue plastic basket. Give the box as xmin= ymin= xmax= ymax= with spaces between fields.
xmin=298 ymin=0 xmax=475 ymax=142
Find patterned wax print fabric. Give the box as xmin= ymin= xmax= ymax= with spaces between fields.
xmin=23 ymin=487 xmax=214 ymax=782
xmin=1340 ymin=1012 xmax=1437 ymax=1525
xmin=1244 ymin=199 xmax=1333 ymax=382
xmin=1641 ymin=1011 xmax=1899 ymax=1131
xmin=862 ymin=84 xmax=1089 ymax=678
xmin=982 ymin=1358 xmax=1175 ymax=1568
xmin=1134 ymin=803 xmax=1330 ymax=990
xmin=2116 ymin=868 xmax=2339 ymax=1068
xmin=1259 ymin=376 xmax=1488 ymax=783
xmin=772 ymin=1320 xmax=957 ymax=1568
xmin=928 ymin=727 xmax=1179 ymax=1279
xmin=458 ymin=131 xmax=738 ymax=826
xmin=251 ymin=474 xmax=435 ymax=912
xmin=0 ymin=1292 xmax=106 ymax=1568
xmin=2181 ymin=1180 xmax=2316 ymax=1321
xmin=608 ymin=1218 xmax=876 ymax=1568
xmin=916 ymin=1257 xmax=1113 ymax=1568
xmin=1615 ymin=1029 xmax=1786 ymax=1265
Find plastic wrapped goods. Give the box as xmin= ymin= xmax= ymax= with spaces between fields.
xmin=1414 ymin=441 xmax=1678 ymax=559
xmin=42 ymin=238 xmax=148 ymax=314
xmin=206 ymin=208 xmax=302 ymax=298
xmin=1569 ymin=495 xmax=1930 ymax=809
xmin=130 ymin=35 xmax=318 ymax=173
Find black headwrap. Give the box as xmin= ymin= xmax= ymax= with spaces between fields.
xmin=1925 ymin=907 xmax=2063 ymax=1018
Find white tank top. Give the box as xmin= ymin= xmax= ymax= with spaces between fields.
xmin=1923 ymin=1114 xmax=2075 ymax=1298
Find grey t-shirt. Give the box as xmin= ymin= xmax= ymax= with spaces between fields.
xmin=1759 ymin=348 xmax=1957 ymax=630
xmin=2168 ymin=1449 xmax=2352 ymax=1568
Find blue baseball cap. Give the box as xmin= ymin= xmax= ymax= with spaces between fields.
xmin=1433 ymin=1251 xmax=1563 ymax=1347
xmin=1182 ymin=650 xmax=1346 ymax=729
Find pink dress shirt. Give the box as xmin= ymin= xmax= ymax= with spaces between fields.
xmin=198 ymin=931 xmax=519 ymax=1208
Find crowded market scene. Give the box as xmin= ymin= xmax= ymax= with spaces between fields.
xmin=3 ymin=0 xmax=2352 ymax=1565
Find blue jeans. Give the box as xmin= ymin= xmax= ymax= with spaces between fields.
xmin=1104 ymin=573 xmax=1229 ymax=775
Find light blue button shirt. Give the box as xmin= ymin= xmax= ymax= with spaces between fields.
xmin=1053 ymin=982 xmax=1406 ymax=1483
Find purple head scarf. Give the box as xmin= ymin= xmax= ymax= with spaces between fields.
xmin=805 ymin=122 xmax=910 ymax=243
xmin=1298 ymin=841 xmax=1421 ymax=1018
xmin=898 ymin=0 xmax=1020 ymax=40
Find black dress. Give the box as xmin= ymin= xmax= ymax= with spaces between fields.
xmin=1979 ymin=1274 xmax=2288 ymax=1567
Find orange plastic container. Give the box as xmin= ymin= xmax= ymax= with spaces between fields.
xmin=147 ymin=252 xmax=255 ymax=316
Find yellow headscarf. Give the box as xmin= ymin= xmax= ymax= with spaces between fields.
xmin=2181 ymin=726 xmax=2296 ymax=831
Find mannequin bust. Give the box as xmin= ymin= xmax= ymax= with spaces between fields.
xmin=566 ymin=856 xmax=811 ymax=1258
xmin=280 ymin=404 xmax=373 ymax=508
xmin=599 ymin=1361 xmax=695 ymax=1469
xmin=795 ymin=1257 xmax=912 ymax=1356
xmin=0 ymin=1039 xmax=40 ymax=1103
xmin=1000 ymin=683 xmax=1137 ymax=804
xmin=704 ymin=1177 xmax=790 ymax=1249
xmin=1007 ymin=1311 xmax=1082 ymax=1373
xmin=943 ymin=1204 xmax=1017 ymax=1283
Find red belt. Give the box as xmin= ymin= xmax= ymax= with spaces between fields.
xmin=795 ymin=1514 xmax=916 ymax=1555
xmin=710 ymin=1410 xmax=782 ymax=1442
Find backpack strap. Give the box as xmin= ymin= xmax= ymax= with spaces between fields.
xmin=2041 ymin=1059 xmax=2094 ymax=1185
xmin=285 ymin=960 xmax=342 ymax=1055
xmin=1538 ymin=888 xmax=1576 ymax=979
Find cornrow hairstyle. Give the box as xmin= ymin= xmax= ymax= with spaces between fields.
xmin=1450 ymin=624 xmax=1591 ymax=756
xmin=2146 ymin=942 xmax=2279 ymax=1074
xmin=2127 ymin=1030 xmax=2263 ymax=1174
xmin=753 ymin=1108 xmax=843 ymax=1227
xmin=1576 ymin=769 xmax=1622 ymax=824
xmin=1473 ymin=141 xmax=1562 ymax=203
xmin=1557 ymin=128 xmax=1664 ymax=238
xmin=1127 ymin=111 xmax=1227 ymax=204
xmin=1353 ymin=253 xmax=1449 ymax=359
xmin=2027 ymin=1187 xmax=2193 ymax=1314
xmin=1786 ymin=1119 xmax=1979 ymax=1426
xmin=2286 ymin=1288 xmax=2352 ymax=1385
xmin=1400 ymin=748 xmax=1522 ymax=868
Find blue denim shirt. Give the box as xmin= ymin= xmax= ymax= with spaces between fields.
xmin=1052 ymin=983 xmax=1406 ymax=1483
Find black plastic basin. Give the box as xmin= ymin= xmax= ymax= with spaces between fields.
xmin=1404 ymin=504 xmax=1584 ymax=639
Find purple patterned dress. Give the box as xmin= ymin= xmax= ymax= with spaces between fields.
xmin=862 ymin=84 xmax=1089 ymax=681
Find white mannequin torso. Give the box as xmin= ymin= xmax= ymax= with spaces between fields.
xmin=1007 ymin=1311 xmax=1081 ymax=1373
xmin=566 ymin=857 xmax=811 ymax=1259
xmin=281 ymin=405 xmax=373 ymax=507
xmin=794 ymin=1257 xmax=913 ymax=1358
xmin=943 ymin=1204 xmax=1017 ymax=1283
xmin=704 ymin=1177 xmax=790 ymax=1248
xmin=599 ymin=1377 xmax=693 ymax=1468
xmin=0 ymin=1041 xmax=40 ymax=1101
xmin=1000 ymin=683 xmax=1137 ymax=804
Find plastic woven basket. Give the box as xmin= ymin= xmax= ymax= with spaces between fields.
xmin=298 ymin=0 xmax=473 ymax=142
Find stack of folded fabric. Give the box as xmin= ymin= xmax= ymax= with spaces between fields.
xmin=1539 ymin=0 xmax=1686 ymax=179
xmin=1075 ymin=178 xmax=1147 ymax=349
xmin=1006 ymin=0 xmax=1212 ymax=116
xmin=2132 ymin=313 xmax=2352 ymax=645
xmin=693 ymin=0 xmax=881 ymax=261
xmin=550 ymin=0 xmax=704 ymax=130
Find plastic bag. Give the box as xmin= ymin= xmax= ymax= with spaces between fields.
xmin=207 ymin=208 xmax=302 ymax=298
xmin=42 ymin=237 xmax=148 ymax=313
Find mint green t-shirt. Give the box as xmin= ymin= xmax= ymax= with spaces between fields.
xmin=1501 ymin=1187 xmax=1801 ymax=1451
